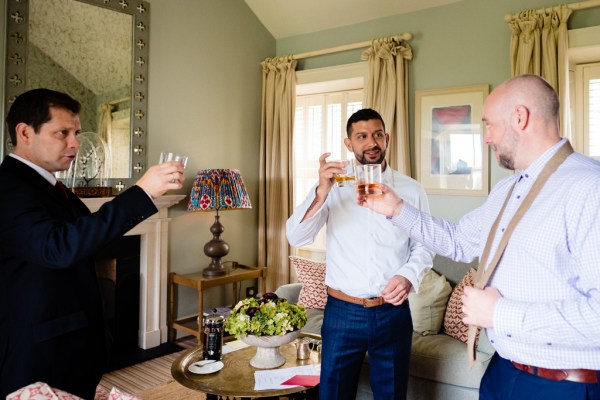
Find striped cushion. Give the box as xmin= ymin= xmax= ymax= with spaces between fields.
xmin=290 ymin=256 xmax=327 ymax=309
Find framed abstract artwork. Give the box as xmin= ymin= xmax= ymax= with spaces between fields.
xmin=415 ymin=84 xmax=490 ymax=195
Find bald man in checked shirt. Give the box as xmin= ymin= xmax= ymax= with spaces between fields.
xmin=359 ymin=74 xmax=600 ymax=400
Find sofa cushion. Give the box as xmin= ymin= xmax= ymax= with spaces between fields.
xmin=444 ymin=268 xmax=480 ymax=344
xmin=302 ymin=308 xmax=324 ymax=336
xmin=274 ymin=283 xmax=302 ymax=304
xmin=408 ymin=269 xmax=452 ymax=336
xmin=290 ymin=256 xmax=327 ymax=309
xmin=410 ymin=332 xmax=493 ymax=389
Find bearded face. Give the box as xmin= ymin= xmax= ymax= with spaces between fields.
xmin=493 ymin=123 xmax=519 ymax=171
xmin=355 ymin=145 xmax=387 ymax=165
xmin=346 ymin=119 xmax=389 ymax=167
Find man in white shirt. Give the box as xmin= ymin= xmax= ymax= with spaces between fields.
xmin=359 ymin=75 xmax=600 ymax=400
xmin=287 ymin=108 xmax=434 ymax=400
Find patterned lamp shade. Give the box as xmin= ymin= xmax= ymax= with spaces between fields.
xmin=187 ymin=169 xmax=251 ymax=277
xmin=187 ymin=169 xmax=252 ymax=212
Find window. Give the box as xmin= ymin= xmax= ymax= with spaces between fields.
xmin=293 ymin=91 xmax=363 ymax=208
xmin=569 ymin=26 xmax=600 ymax=159
xmin=575 ymin=63 xmax=600 ymax=159
xmin=291 ymin=63 xmax=365 ymax=256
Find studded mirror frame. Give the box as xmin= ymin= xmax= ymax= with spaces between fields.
xmin=3 ymin=0 xmax=150 ymax=195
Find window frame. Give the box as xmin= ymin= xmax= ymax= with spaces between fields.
xmin=568 ymin=26 xmax=600 ymax=155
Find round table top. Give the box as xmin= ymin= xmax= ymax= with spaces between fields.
xmin=171 ymin=340 xmax=320 ymax=398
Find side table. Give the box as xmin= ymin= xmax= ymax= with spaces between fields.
xmin=171 ymin=340 xmax=319 ymax=399
xmin=168 ymin=264 xmax=267 ymax=341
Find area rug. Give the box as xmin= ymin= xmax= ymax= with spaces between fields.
xmin=99 ymin=337 xmax=198 ymax=395
xmin=106 ymin=341 xmax=183 ymax=372
xmin=135 ymin=381 xmax=205 ymax=400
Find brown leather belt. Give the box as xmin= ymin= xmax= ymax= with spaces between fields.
xmin=327 ymin=287 xmax=385 ymax=308
xmin=512 ymin=361 xmax=599 ymax=384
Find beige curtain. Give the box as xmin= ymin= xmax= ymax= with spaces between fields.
xmin=98 ymin=103 xmax=114 ymax=150
xmin=507 ymin=5 xmax=572 ymax=138
xmin=258 ymin=56 xmax=298 ymax=291
xmin=362 ymin=37 xmax=413 ymax=175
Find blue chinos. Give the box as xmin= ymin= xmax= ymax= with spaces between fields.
xmin=319 ymin=295 xmax=413 ymax=400
xmin=480 ymin=353 xmax=600 ymax=400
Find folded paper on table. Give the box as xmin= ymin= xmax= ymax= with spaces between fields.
xmin=281 ymin=375 xmax=320 ymax=387
xmin=222 ymin=339 xmax=250 ymax=354
xmin=254 ymin=365 xmax=319 ymax=390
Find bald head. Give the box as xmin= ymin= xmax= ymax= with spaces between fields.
xmin=483 ymin=75 xmax=562 ymax=170
xmin=499 ymin=74 xmax=560 ymax=127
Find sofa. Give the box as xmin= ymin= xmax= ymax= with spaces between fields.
xmin=275 ymin=255 xmax=495 ymax=400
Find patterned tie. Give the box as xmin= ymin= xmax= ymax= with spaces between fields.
xmin=55 ymin=181 xmax=69 ymax=199
xmin=466 ymin=141 xmax=574 ymax=367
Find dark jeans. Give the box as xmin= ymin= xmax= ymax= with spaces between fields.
xmin=319 ymin=295 xmax=412 ymax=400
xmin=481 ymin=353 xmax=600 ymax=400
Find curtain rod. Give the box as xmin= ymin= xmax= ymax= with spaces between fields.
xmin=108 ymin=96 xmax=130 ymax=105
xmin=291 ymin=32 xmax=412 ymax=60
xmin=504 ymin=0 xmax=600 ymax=21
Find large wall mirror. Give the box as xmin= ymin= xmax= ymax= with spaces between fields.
xmin=4 ymin=0 xmax=150 ymax=195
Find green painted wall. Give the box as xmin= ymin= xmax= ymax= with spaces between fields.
xmin=146 ymin=0 xmax=274 ymax=317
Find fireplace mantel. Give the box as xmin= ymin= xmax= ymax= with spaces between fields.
xmin=82 ymin=194 xmax=186 ymax=349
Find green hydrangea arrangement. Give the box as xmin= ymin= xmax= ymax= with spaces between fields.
xmin=225 ymin=292 xmax=307 ymax=338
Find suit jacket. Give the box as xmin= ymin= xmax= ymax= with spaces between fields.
xmin=0 ymin=156 xmax=158 ymax=399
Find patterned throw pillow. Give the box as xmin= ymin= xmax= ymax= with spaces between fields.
xmin=289 ymin=256 xmax=327 ymax=309
xmin=443 ymin=268 xmax=480 ymax=344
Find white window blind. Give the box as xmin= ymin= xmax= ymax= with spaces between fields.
xmin=584 ymin=64 xmax=600 ymax=158
xmin=292 ymin=90 xmax=362 ymax=252
xmin=293 ymin=90 xmax=362 ymax=207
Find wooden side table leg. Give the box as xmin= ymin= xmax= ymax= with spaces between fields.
xmin=232 ymin=282 xmax=239 ymax=304
xmin=168 ymin=272 xmax=177 ymax=342
xmin=197 ymin=286 xmax=203 ymax=343
xmin=260 ymin=270 xmax=267 ymax=296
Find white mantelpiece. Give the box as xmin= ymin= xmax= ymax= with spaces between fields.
xmin=82 ymin=194 xmax=186 ymax=349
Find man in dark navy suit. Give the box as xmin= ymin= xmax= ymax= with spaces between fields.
xmin=0 ymin=88 xmax=185 ymax=399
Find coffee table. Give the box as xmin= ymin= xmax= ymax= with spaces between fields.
xmin=171 ymin=341 xmax=320 ymax=399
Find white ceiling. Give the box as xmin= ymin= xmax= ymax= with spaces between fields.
xmin=244 ymin=0 xmax=465 ymax=39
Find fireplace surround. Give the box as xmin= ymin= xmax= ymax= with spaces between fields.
xmin=82 ymin=194 xmax=185 ymax=349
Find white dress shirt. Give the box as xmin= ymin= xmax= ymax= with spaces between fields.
xmin=287 ymin=166 xmax=434 ymax=298
xmin=390 ymin=139 xmax=600 ymax=369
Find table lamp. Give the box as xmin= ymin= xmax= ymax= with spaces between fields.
xmin=187 ymin=169 xmax=252 ymax=276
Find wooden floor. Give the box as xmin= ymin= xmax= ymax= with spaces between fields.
xmin=99 ymin=336 xmax=198 ymax=396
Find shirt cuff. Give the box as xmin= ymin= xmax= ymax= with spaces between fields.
xmin=387 ymin=202 xmax=420 ymax=231
xmin=493 ymin=297 xmax=526 ymax=339
xmin=397 ymin=269 xmax=419 ymax=294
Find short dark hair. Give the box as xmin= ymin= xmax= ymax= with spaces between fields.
xmin=6 ymin=88 xmax=81 ymax=145
xmin=346 ymin=108 xmax=386 ymax=138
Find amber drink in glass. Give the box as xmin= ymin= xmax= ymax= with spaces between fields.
xmin=334 ymin=155 xmax=355 ymax=187
xmin=357 ymin=164 xmax=382 ymax=196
